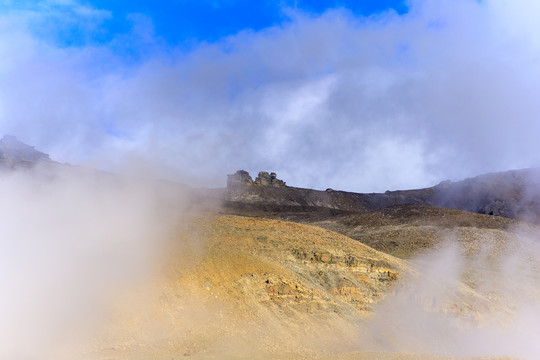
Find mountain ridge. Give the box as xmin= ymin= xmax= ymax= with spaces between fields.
xmin=2 ymin=136 xmax=526 ymax=258
xmin=224 ymin=168 xmax=540 ymax=222
xmin=2 ymin=134 xmax=539 ymax=222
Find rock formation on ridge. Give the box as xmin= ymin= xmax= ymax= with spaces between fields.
xmin=227 ymin=170 xmax=286 ymax=188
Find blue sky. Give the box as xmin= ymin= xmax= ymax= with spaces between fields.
xmin=1 ymin=0 xmax=540 ymax=191
xmin=71 ymin=0 xmax=408 ymax=46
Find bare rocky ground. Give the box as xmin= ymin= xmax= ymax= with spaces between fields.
xmin=87 ymin=215 xmax=405 ymax=359
xmin=210 ymin=174 xmax=540 ymax=359
xmin=233 ymin=203 xmax=519 ymax=259
xmin=85 ymin=213 xmax=533 ymax=360
xmin=0 ymin=140 xmax=536 ymax=359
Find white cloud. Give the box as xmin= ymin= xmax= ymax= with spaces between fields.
xmin=1 ymin=0 xmax=540 ymax=191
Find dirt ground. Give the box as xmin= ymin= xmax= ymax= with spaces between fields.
xmin=83 ymin=213 xmax=530 ymax=360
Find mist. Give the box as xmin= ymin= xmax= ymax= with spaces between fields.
xmin=362 ymin=226 xmax=540 ymax=359
xmin=0 ymin=165 xmax=188 ymax=359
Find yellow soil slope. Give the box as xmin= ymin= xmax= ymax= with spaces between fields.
xmin=88 ymin=214 xmax=406 ymax=359
xmin=87 ymin=215 xmax=513 ymax=360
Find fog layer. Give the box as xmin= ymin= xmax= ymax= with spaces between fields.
xmin=0 ymin=166 xmax=182 ymax=359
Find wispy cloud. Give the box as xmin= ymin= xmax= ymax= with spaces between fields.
xmin=1 ymin=0 xmax=540 ymax=191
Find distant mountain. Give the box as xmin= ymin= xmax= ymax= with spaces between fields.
xmin=0 ymin=135 xmax=52 ymax=169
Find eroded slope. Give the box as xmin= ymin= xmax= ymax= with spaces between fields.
xmin=89 ymin=215 xmax=406 ymax=359
xmin=85 ymin=214 xmax=522 ymax=360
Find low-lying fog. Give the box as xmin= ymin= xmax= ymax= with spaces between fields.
xmin=0 ymin=165 xmax=186 ymax=359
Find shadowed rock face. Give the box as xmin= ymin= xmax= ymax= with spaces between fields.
xmin=225 ymin=168 xmax=540 ymax=222
xmin=227 ymin=170 xmax=286 ymax=188
xmin=0 ymin=135 xmax=538 ymax=223
xmin=0 ymin=135 xmax=537 ymax=223
xmin=429 ymin=168 xmax=540 ymax=221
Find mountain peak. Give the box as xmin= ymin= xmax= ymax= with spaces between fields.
xmin=0 ymin=135 xmax=50 ymax=165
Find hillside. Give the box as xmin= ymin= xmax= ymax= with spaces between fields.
xmin=265 ymin=203 xmax=518 ymax=259
xmin=88 ymin=215 xmax=407 ymax=359
xmin=0 ymin=137 xmax=537 ymax=359
xmin=86 ymin=215 xmax=527 ymax=360
xmin=0 ymin=135 xmax=52 ymax=169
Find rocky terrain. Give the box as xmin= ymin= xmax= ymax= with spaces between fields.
xmin=1 ymin=137 xmax=537 ymax=359
xmin=88 ymin=215 xmax=405 ymax=359
xmin=224 ymin=169 xmax=540 ymax=222
xmin=4 ymin=135 xmax=540 ymax=224
xmin=88 ymin=215 xmax=525 ymax=360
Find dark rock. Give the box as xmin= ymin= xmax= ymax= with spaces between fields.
xmin=227 ymin=170 xmax=286 ymax=189
xmin=254 ymin=172 xmax=286 ymax=188
xmin=227 ymin=170 xmax=254 ymax=187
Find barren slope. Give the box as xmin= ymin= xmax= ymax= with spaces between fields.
xmin=242 ymin=203 xmax=540 ymax=310
xmin=89 ymin=214 xmax=406 ymax=359
xmin=86 ymin=215 xmax=518 ymax=360
xmin=301 ymin=204 xmax=518 ymax=259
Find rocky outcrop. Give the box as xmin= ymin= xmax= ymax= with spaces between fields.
xmin=254 ymin=171 xmax=286 ymax=187
xmin=227 ymin=170 xmax=253 ymax=187
xmin=227 ymin=170 xmax=286 ymax=188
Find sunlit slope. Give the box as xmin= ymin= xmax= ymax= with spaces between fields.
xmin=179 ymin=215 xmax=405 ymax=312
xmin=306 ymin=204 xmax=540 ymax=315
xmin=88 ymin=214 xmax=519 ymax=360
xmin=89 ymin=215 xmax=406 ymax=359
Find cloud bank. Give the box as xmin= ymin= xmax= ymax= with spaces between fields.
xmin=1 ymin=0 xmax=540 ymax=191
